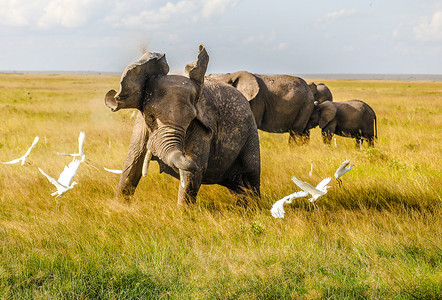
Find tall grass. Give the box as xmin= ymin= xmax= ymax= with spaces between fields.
xmin=0 ymin=74 xmax=441 ymax=299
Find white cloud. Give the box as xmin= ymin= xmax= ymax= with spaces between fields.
xmin=276 ymin=42 xmax=287 ymax=51
xmin=201 ymin=0 xmax=238 ymax=19
xmin=343 ymin=45 xmax=354 ymax=52
xmin=0 ymin=0 xmax=106 ymax=29
xmin=321 ymin=8 xmax=357 ymax=22
xmin=242 ymin=35 xmax=265 ymax=45
xmin=413 ymin=11 xmax=442 ymax=42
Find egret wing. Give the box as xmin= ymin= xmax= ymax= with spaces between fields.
xmin=334 ymin=159 xmax=350 ymax=178
xmin=285 ymin=190 xmax=309 ymax=204
xmin=2 ymin=157 xmax=22 ymax=164
xmin=24 ymin=136 xmax=39 ymax=157
xmin=316 ymin=177 xmax=332 ymax=191
xmin=291 ymin=176 xmax=318 ymax=195
xmin=104 ymin=167 xmax=122 ymax=174
xmin=270 ymin=198 xmax=286 ymax=218
xmin=57 ymin=152 xmax=75 ymax=157
xmin=78 ymin=131 xmax=85 ymax=160
xmin=39 ymin=168 xmax=65 ymax=190
xmin=58 ymin=159 xmax=81 ymax=186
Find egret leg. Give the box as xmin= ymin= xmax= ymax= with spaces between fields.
xmin=337 ymin=178 xmax=342 ymax=188
xmin=55 ymin=196 xmax=61 ymax=211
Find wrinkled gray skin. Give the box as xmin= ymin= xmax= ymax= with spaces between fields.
xmin=209 ymin=71 xmax=314 ymax=143
xmin=105 ymin=46 xmax=260 ymax=205
xmin=308 ymin=82 xmax=333 ymax=103
xmin=306 ymin=100 xmax=377 ymax=146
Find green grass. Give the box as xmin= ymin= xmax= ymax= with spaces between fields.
xmin=0 ymin=74 xmax=441 ymax=299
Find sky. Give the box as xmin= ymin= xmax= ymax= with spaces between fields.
xmin=0 ymin=0 xmax=441 ymax=74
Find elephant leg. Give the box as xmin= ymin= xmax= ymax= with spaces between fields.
xmin=288 ymin=130 xmax=307 ymax=145
xmin=117 ymin=113 xmax=148 ymax=201
xmin=230 ymin=131 xmax=261 ymax=207
xmin=321 ymin=130 xmax=333 ymax=144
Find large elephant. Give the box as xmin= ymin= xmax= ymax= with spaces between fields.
xmin=306 ymin=100 xmax=377 ymax=146
xmin=209 ymin=71 xmax=314 ymax=143
xmin=308 ymin=82 xmax=333 ymax=103
xmin=105 ymin=45 xmax=260 ymax=205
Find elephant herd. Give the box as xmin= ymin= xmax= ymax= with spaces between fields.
xmin=105 ymin=45 xmax=377 ymax=206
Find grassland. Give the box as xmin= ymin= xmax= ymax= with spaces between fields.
xmin=0 ymin=73 xmax=441 ymax=299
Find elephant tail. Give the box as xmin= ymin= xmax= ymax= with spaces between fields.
xmin=374 ymin=114 xmax=377 ymax=139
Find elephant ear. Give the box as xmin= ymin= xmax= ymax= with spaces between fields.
xmin=308 ymin=82 xmax=317 ymax=96
xmin=185 ymin=45 xmax=209 ymax=91
xmin=232 ymin=71 xmax=259 ymax=102
xmin=105 ymin=52 xmax=169 ymax=112
xmin=184 ymin=45 xmax=215 ymax=133
xmin=318 ymin=101 xmax=337 ymax=129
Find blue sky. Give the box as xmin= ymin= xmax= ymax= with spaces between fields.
xmin=0 ymin=0 xmax=441 ymax=74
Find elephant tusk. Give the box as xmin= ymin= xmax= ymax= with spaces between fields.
xmin=142 ymin=150 xmax=153 ymax=177
xmin=179 ymin=169 xmax=186 ymax=188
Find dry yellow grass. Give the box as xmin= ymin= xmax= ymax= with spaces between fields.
xmin=0 ymin=73 xmax=440 ymax=298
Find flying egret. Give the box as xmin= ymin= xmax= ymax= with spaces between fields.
xmin=309 ymin=160 xmax=313 ymax=177
xmin=104 ymin=167 xmax=122 ymax=174
xmin=291 ymin=176 xmax=332 ymax=210
xmin=57 ymin=131 xmax=85 ymax=162
xmin=334 ymin=159 xmax=354 ymax=187
xmin=39 ymin=159 xmax=81 ymax=209
xmin=3 ymin=136 xmax=39 ymax=165
xmin=270 ymin=190 xmax=309 ymax=218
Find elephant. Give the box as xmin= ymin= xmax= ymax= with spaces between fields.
xmin=104 ymin=45 xmax=261 ymax=206
xmin=308 ymin=82 xmax=333 ymax=103
xmin=306 ymin=100 xmax=377 ymax=146
xmin=209 ymin=71 xmax=314 ymax=143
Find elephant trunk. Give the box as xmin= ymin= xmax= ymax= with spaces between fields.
xmin=147 ymin=125 xmax=198 ymax=172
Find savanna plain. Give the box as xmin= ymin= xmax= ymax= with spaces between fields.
xmin=0 ymin=73 xmax=441 ymax=299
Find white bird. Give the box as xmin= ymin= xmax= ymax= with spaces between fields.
xmin=39 ymin=159 xmax=81 ymax=209
xmin=334 ymin=138 xmax=338 ymax=148
xmin=359 ymin=139 xmax=363 ymax=150
xmin=104 ymin=167 xmax=122 ymax=174
xmin=57 ymin=131 xmax=85 ymax=162
xmin=309 ymin=160 xmax=313 ymax=177
xmin=334 ymin=159 xmax=354 ymax=187
xmin=291 ymin=176 xmax=332 ymax=210
xmin=270 ymin=190 xmax=309 ymax=218
xmin=3 ymin=136 xmax=39 ymax=165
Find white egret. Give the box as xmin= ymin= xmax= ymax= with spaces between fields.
xmin=309 ymin=160 xmax=313 ymax=177
xmin=39 ymin=158 xmax=81 ymax=209
xmin=359 ymin=139 xmax=363 ymax=150
xmin=291 ymin=176 xmax=332 ymax=210
xmin=104 ymin=167 xmax=122 ymax=174
xmin=57 ymin=131 xmax=85 ymax=162
xmin=334 ymin=159 xmax=354 ymax=187
xmin=270 ymin=191 xmax=309 ymax=218
xmin=334 ymin=138 xmax=338 ymax=148
xmin=3 ymin=136 xmax=39 ymax=165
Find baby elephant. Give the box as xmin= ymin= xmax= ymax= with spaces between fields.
xmin=306 ymin=100 xmax=377 ymax=146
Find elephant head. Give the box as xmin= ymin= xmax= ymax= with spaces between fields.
xmin=105 ymin=45 xmax=211 ymax=176
xmin=308 ymin=82 xmax=333 ymax=103
xmin=306 ymin=101 xmax=337 ymax=130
